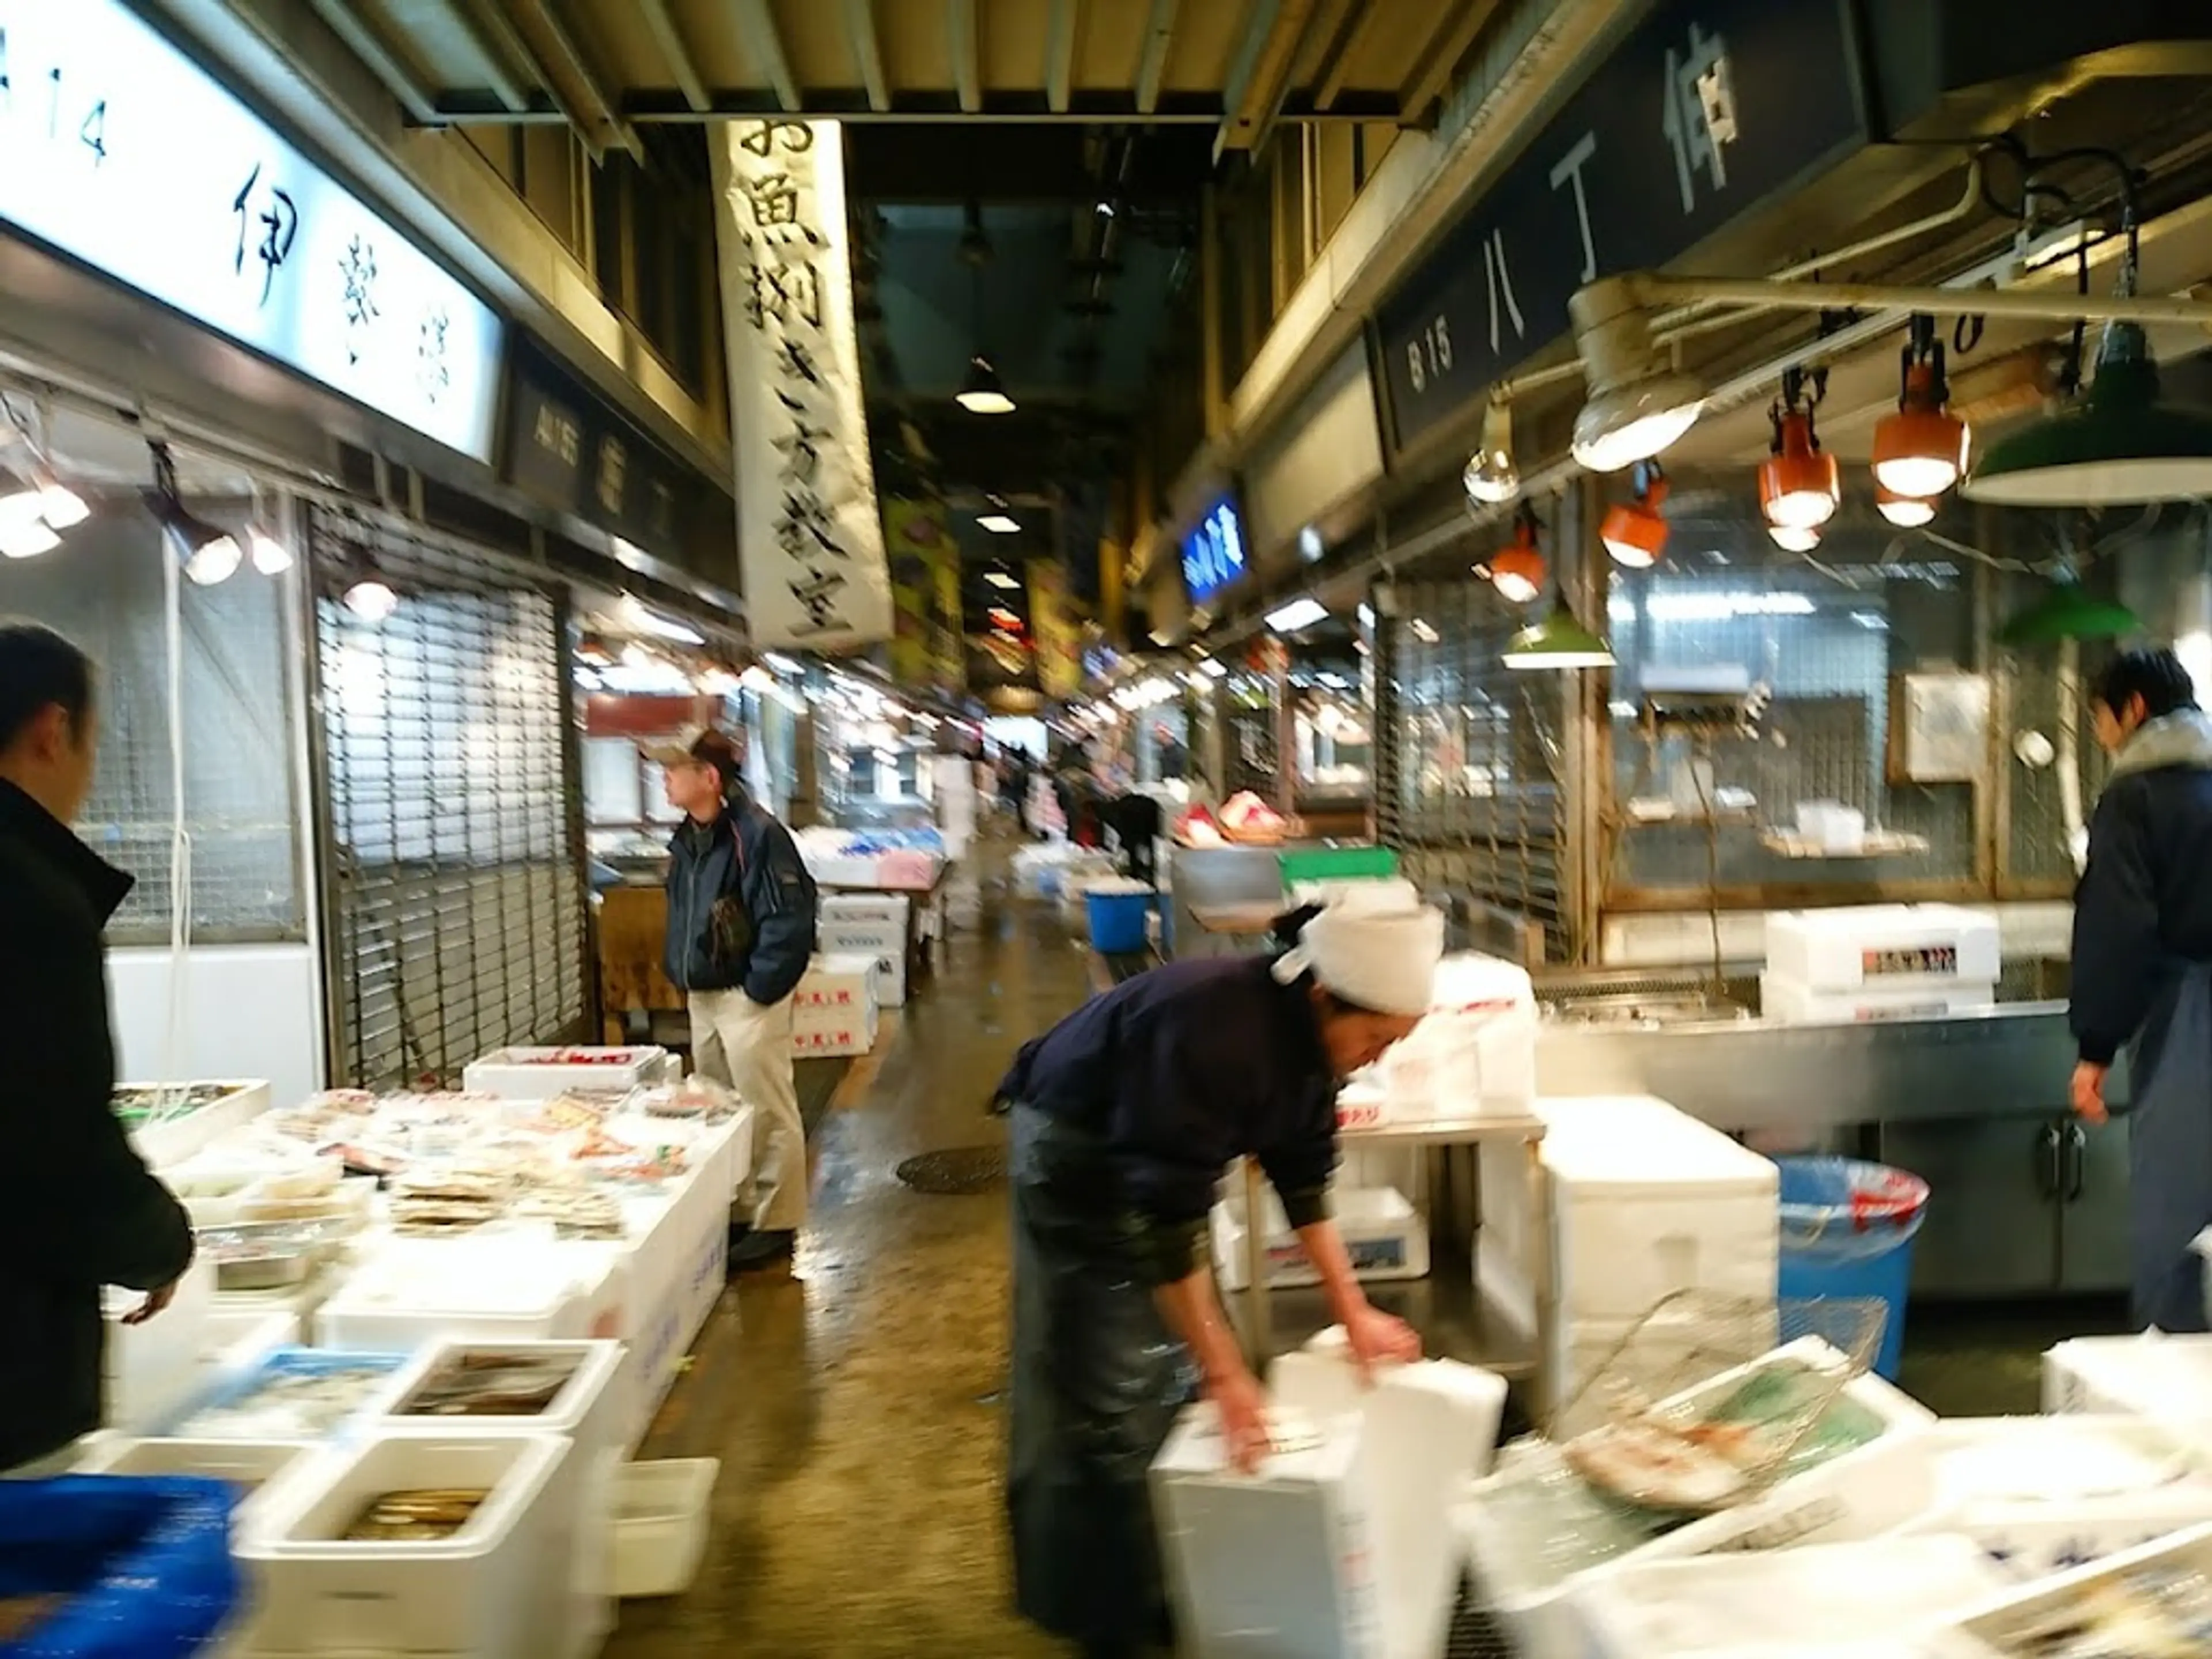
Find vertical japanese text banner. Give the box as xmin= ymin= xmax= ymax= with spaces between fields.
xmin=713 ymin=120 xmax=893 ymax=650
xmin=883 ymin=497 xmax=958 ymax=688
xmin=1028 ymin=561 xmax=1082 ymax=701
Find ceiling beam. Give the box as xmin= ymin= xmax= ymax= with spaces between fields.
xmin=638 ymin=0 xmax=711 ymax=113
xmin=735 ymin=0 xmax=801 ymax=113
xmin=1211 ymin=0 xmax=1282 ymax=163
xmin=1399 ymin=0 xmax=1503 ymax=127
xmin=845 ymin=0 xmax=891 ymax=112
xmin=305 ymin=0 xmax=439 ymax=125
xmin=1134 ymin=0 xmax=1180 ymax=116
xmin=1046 ymin=0 xmax=1081 ymax=116
xmin=511 ymin=0 xmax=642 ymax=157
xmin=1308 ymin=0 xmax=1372 ymax=113
xmin=452 ymin=0 xmax=602 ymax=153
xmin=949 ymin=0 xmax=982 ymax=115
xmin=1223 ymin=0 xmax=1325 ymax=161
xmin=427 ymin=0 xmax=527 ymax=111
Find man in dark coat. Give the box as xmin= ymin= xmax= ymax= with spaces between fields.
xmin=2070 ymin=647 xmax=2212 ymax=1330
xmin=0 ymin=622 xmax=194 ymax=1472
xmin=648 ymin=725 xmax=820 ymax=1270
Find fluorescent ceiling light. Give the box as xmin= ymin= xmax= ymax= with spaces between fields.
xmin=978 ymin=514 xmax=1021 ymax=535
xmin=1266 ymin=597 xmax=1329 ymax=633
xmin=1196 ymin=656 xmax=1227 ymax=679
xmin=621 ymin=595 xmax=704 ymax=645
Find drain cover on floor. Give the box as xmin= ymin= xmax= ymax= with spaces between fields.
xmin=896 ymin=1146 xmax=1007 ymax=1195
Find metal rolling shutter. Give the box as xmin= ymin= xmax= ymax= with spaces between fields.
xmin=309 ymin=507 xmax=587 ymax=1088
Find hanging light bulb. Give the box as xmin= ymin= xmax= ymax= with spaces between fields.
xmin=956 ymin=355 xmax=1016 ymax=416
xmin=1463 ymin=396 xmax=1519 ymax=505
xmin=0 ymin=518 xmax=60 ymax=559
xmin=1759 ymin=369 xmax=1840 ymax=531
xmin=1876 ymin=485 xmax=1937 ymax=528
xmin=249 ymin=525 xmax=294 ymax=574
xmin=1768 ymin=524 xmax=1823 ymax=554
xmin=343 ymin=575 xmax=400 ymax=622
xmin=0 ymin=468 xmax=47 ymax=530
xmin=1600 ymin=461 xmax=1670 ymax=569
xmin=23 ymin=462 xmax=86 ymax=531
xmin=1873 ymin=317 xmax=1969 ymax=499
xmin=1488 ymin=505 xmax=1548 ymax=604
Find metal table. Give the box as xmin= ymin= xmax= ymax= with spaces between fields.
xmin=1236 ymin=1111 xmax=1552 ymax=1418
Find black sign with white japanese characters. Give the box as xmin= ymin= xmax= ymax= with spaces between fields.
xmin=1373 ymin=0 xmax=1865 ymax=456
xmin=503 ymin=341 xmax=691 ymax=563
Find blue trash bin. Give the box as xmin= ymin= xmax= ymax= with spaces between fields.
xmin=1773 ymin=1156 xmax=1930 ymax=1382
xmin=1085 ymin=886 xmax=1153 ymax=955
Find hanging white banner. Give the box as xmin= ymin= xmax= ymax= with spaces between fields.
xmin=712 ymin=119 xmax=893 ymax=652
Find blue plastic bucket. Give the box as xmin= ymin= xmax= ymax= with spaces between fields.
xmin=1772 ymin=1156 xmax=1930 ymax=1382
xmin=1085 ymin=887 xmax=1153 ymax=955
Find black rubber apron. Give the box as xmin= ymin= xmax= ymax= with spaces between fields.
xmin=2124 ymin=961 xmax=2212 ymax=1332
xmin=1005 ymin=1103 xmax=1198 ymax=1658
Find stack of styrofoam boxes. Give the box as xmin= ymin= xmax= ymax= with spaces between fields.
xmin=238 ymin=1430 xmax=573 ymax=1659
xmin=1475 ymin=1096 xmax=1779 ymax=1422
xmin=1457 ymin=1336 xmax=1935 ymax=1656
xmin=461 ymin=1046 xmax=675 ymax=1099
xmin=1939 ymin=1522 xmax=2212 ymax=1656
xmin=1380 ymin=952 xmax=1539 ymax=1123
xmin=932 ymin=753 xmax=975 ymax=862
xmin=103 ymin=1249 xmax=219 ymax=1434
xmin=127 ymin=1078 xmax=274 ymax=1168
xmin=1151 ymin=1404 xmax=1387 ymax=1659
xmin=1210 ymin=1183 xmax=1430 ymax=1292
xmin=818 ymin=893 xmax=911 ymax=1008
xmin=1761 ymin=904 xmax=2001 ymax=1025
xmin=370 ymin=1339 xmax=628 ymax=1659
xmin=791 ymin=953 xmax=880 ymax=1057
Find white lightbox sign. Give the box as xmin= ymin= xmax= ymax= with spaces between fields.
xmin=0 ymin=0 xmax=503 ymax=461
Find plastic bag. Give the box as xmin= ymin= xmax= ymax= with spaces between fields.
xmin=0 ymin=1476 xmax=239 ymax=1657
xmin=1776 ymin=1156 xmax=1930 ymax=1259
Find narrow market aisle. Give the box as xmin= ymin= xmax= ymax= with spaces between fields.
xmin=609 ymin=861 xmax=1089 ymax=1658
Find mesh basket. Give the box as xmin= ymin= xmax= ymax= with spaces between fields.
xmin=1552 ymin=1289 xmax=1888 ymax=1514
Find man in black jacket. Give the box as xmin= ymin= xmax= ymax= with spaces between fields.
xmin=0 ymin=622 xmax=194 ymax=1471
xmin=2070 ymin=647 xmax=2212 ymax=1330
xmin=649 ymin=726 xmax=819 ymax=1270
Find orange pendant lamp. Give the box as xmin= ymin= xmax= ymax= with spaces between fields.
xmin=1759 ymin=368 xmax=1840 ymax=531
xmin=1872 ymin=317 xmax=1968 ymax=500
xmin=1600 ymin=461 xmax=1669 ymax=569
xmin=1487 ymin=504 xmax=1547 ymax=604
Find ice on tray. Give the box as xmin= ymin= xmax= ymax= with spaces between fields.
xmin=173 ymin=1350 xmax=404 ymax=1440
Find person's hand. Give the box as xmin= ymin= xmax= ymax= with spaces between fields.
xmin=123 ymin=1280 xmax=178 ymax=1326
xmin=1205 ymin=1365 xmax=1273 ymax=1474
xmin=2072 ymin=1061 xmax=2110 ymax=1126
xmin=1341 ymin=1302 xmax=1423 ymax=1381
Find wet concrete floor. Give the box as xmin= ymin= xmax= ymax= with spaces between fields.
xmin=606 ymin=852 xmax=2124 ymax=1657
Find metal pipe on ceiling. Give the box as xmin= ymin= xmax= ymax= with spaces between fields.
xmin=427 ymin=0 xmax=528 ymax=111
xmin=305 ymin=0 xmax=440 ymax=125
xmin=638 ymin=0 xmax=711 ymax=113
xmin=735 ymin=0 xmax=801 ymax=113
xmin=1135 ymin=0 xmax=1183 ymax=117
xmin=509 ymin=0 xmax=642 ymax=158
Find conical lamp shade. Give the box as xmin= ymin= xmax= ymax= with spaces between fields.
xmin=1963 ymin=323 xmax=2212 ymax=506
xmin=1997 ymin=575 xmax=2141 ymax=647
xmin=956 ymin=356 xmax=1016 ymax=415
xmin=1502 ymin=599 xmax=1614 ymax=669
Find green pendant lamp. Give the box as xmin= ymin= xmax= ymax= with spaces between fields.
xmin=1997 ymin=565 xmax=2141 ymax=647
xmin=1502 ymin=597 xmax=1615 ymax=670
xmin=1962 ymin=321 xmax=2212 ymax=506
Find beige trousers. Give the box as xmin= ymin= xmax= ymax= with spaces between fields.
xmin=688 ymin=988 xmax=809 ymax=1233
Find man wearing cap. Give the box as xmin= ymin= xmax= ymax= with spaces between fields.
xmin=649 ymin=725 xmax=819 ymax=1270
xmin=999 ymin=898 xmax=1437 ymax=1659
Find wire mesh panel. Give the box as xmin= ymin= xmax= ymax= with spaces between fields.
xmin=310 ymin=509 xmax=586 ymax=1089
xmin=0 ymin=494 xmax=302 ymax=941
xmin=1380 ymin=582 xmax=1567 ymax=958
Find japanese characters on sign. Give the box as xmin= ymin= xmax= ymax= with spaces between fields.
xmin=0 ymin=0 xmax=503 ymax=461
xmin=713 ymin=119 xmax=893 ymax=652
xmin=502 ymin=339 xmax=695 ymax=563
xmin=1373 ymin=0 xmax=1861 ymax=456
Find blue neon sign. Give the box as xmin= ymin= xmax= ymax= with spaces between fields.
xmin=1180 ymin=494 xmax=1248 ymax=607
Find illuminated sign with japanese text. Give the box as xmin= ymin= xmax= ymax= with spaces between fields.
xmin=1180 ymin=494 xmax=1248 ymax=608
xmin=1374 ymin=0 xmax=1863 ymax=455
xmin=0 ymin=0 xmax=503 ymax=461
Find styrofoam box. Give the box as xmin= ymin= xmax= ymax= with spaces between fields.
xmin=373 ymin=1340 xmax=627 ymax=1659
xmin=2046 ymin=1330 xmax=2212 ymax=1425
xmin=1213 ymin=1185 xmax=1430 ymax=1292
xmin=820 ymin=893 xmax=910 ymax=929
xmin=1938 ymin=1520 xmax=2212 ymax=1656
xmin=103 ymin=1249 xmax=218 ymax=1434
xmin=314 ymin=1236 xmax=607 ymax=1354
xmin=794 ymin=953 xmax=879 ymax=1015
xmin=1573 ymin=1534 xmax=2009 ymax=1658
xmin=162 ymin=1347 xmax=417 ymax=1444
xmin=1761 ymin=973 xmax=1996 ymax=1026
xmin=1152 ymin=1406 xmax=1385 ymax=1659
xmin=820 ymin=927 xmax=908 ymax=1006
xmin=1459 ymin=1338 xmax=1935 ymax=1658
xmin=1271 ymin=1326 xmax=1508 ymax=1481
xmin=1382 ymin=954 xmax=1540 ymax=1120
xmin=1763 ymin=904 xmax=2001 ymax=992
xmin=461 ymin=1046 xmax=672 ymax=1100
xmin=127 ymin=1079 xmax=273 ymax=1169
xmin=74 ymin=1435 xmax=327 ymax=1540
xmin=241 ymin=1431 xmax=570 ymax=1658
xmin=791 ymin=1021 xmax=876 ymax=1058
xmin=1538 ymin=1096 xmax=1779 ymax=1325
xmin=1899 ymin=1490 xmax=2212 ymax=1585
xmin=613 ymin=1457 xmax=720 ymax=1598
